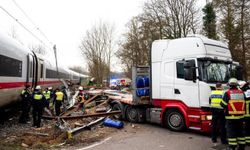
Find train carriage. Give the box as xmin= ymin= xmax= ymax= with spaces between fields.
xmin=0 ymin=31 xmax=87 ymax=108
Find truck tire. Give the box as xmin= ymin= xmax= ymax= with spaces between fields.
xmin=164 ymin=109 xmax=186 ymax=131
xmin=126 ymin=106 xmax=139 ymax=123
xmin=112 ymin=103 xmax=123 ymax=120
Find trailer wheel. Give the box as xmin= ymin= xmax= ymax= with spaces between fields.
xmin=112 ymin=103 xmax=122 ymax=120
xmin=126 ymin=106 xmax=139 ymax=123
xmin=165 ymin=109 xmax=186 ymax=131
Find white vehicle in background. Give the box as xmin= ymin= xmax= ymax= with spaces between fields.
xmin=108 ymin=35 xmax=242 ymax=133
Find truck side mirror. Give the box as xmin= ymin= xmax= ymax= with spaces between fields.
xmin=184 ymin=61 xmax=196 ymax=82
xmin=236 ymin=65 xmax=243 ymax=80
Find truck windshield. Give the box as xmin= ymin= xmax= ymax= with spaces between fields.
xmin=198 ymin=60 xmax=231 ymax=83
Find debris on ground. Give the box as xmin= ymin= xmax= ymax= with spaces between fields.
xmin=0 ymin=87 xmax=125 ymax=150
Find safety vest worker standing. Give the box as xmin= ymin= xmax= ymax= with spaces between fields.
xmin=43 ymin=88 xmax=51 ymax=109
xmin=239 ymin=81 xmax=250 ymax=147
xmin=221 ymin=78 xmax=246 ymax=150
xmin=54 ymin=88 xmax=64 ymax=116
xmin=19 ymin=85 xmax=32 ymax=124
xmin=32 ymin=85 xmax=46 ymax=128
xmin=209 ymin=83 xmax=227 ymax=144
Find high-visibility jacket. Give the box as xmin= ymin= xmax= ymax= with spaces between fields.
xmin=43 ymin=91 xmax=51 ymax=100
xmin=210 ymin=90 xmax=224 ymax=109
xmin=78 ymin=95 xmax=85 ymax=103
xmin=34 ymin=94 xmax=43 ymax=100
xmin=55 ymin=91 xmax=64 ymax=101
xmin=244 ymin=89 xmax=250 ymax=117
xmin=221 ymin=89 xmax=245 ymax=119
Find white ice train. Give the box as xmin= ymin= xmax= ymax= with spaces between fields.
xmin=0 ymin=31 xmax=87 ymax=108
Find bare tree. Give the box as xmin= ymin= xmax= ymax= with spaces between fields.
xmin=214 ymin=0 xmax=250 ymax=79
xmin=79 ymin=21 xmax=115 ymax=84
xmin=118 ymin=0 xmax=199 ymax=76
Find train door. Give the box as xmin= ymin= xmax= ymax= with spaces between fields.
xmin=37 ymin=59 xmax=44 ymax=85
xmin=27 ymin=54 xmax=36 ymax=88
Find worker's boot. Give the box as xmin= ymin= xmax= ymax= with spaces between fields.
xmin=237 ymin=145 xmax=245 ymax=150
xmin=226 ymin=146 xmax=236 ymax=150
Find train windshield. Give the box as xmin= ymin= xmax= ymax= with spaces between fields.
xmin=198 ymin=60 xmax=232 ymax=83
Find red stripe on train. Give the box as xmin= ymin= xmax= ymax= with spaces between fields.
xmin=0 ymin=81 xmax=61 ymax=89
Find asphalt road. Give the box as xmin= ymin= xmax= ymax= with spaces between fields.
xmin=75 ymin=123 xmax=229 ymax=150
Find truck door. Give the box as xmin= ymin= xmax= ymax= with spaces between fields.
xmin=174 ymin=59 xmax=200 ymax=107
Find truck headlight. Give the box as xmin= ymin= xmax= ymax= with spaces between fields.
xmin=201 ymin=115 xmax=212 ymax=121
xmin=206 ymin=115 xmax=212 ymax=120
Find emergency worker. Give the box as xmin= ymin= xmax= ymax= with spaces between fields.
xmin=220 ymin=78 xmax=246 ymax=150
xmin=48 ymin=87 xmax=54 ymax=110
xmin=78 ymin=86 xmax=84 ymax=96
xmin=32 ymin=85 xmax=46 ymax=128
xmin=209 ymin=83 xmax=227 ymax=144
xmin=54 ymin=88 xmax=64 ymax=116
xmin=43 ymin=88 xmax=51 ymax=109
xmin=77 ymin=86 xmax=86 ymax=112
xmin=19 ymin=85 xmax=32 ymax=123
xmin=239 ymin=81 xmax=250 ymax=146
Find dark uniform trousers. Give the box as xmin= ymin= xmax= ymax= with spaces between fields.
xmin=55 ymin=100 xmax=62 ymax=116
xmin=245 ymin=117 xmax=250 ymax=146
xmin=32 ymin=101 xmax=43 ymax=127
xmin=226 ymin=119 xmax=245 ymax=150
xmin=19 ymin=91 xmax=31 ymax=123
xmin=211 ymin=108 xmax=227 ymax=143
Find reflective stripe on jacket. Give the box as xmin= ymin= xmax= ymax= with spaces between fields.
xmin=245 ymin=90 xmax=250 ymax=117
xmin=55 ymin=91 xmax=64 ymax=101
xmin=34 ymin=94 xmax=43 ymax=100
xmin=43 ymin=91 xmax=51 ymax=100
xmin=210 ymin=90 xmax=224 ymax=109
xmin=224 ymin=89 xmax=245 ymax=119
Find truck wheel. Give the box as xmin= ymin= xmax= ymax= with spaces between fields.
xmin=126 ymin=106 xmax=139 ymax=123
xmin=165 ymin=109 xmax=186 ymax=131
xmin=112 ymin=103 xmax=122 ymax=120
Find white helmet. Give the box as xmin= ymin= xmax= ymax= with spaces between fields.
xmin=78 ymin=86 xmax=83 ymax=90
xmin=35 ymin=85 xmax=41 ymax=90
xmin=228 ymin=78 xmax=238 ymax=86
xmin=48 ymin=87 xmax=53 ymax=90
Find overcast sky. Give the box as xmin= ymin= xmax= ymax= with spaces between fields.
xmin=0 ymin=0 xmax=206 ymax=72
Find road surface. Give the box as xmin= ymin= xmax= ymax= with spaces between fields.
xmin=74 ymin=123 xmax=229 ymax=150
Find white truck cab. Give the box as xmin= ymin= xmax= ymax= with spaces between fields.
xmin=108 ymin=35 xmax=242 ymax=133
xmin=150 ymin=35 xmax=242 ymax=132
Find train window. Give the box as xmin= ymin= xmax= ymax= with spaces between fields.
xmin=40 ymin=64 xmax=43 ymax=78
xmin=0 ymin=54 xmax=22 ymax=77
xmin=29 ymin=61 xmax=33 ymax=77
xmin=46 ymin=69 xmax=57 ymax=78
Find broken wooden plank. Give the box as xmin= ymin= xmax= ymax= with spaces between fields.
xmin=67 ymin=109 xmax=112 ymax=138
xmin=25 ymin=132 xmax=49 ymax=137
xmin=84 ymin=94 xmax=99 ymax=105
xmin=95 ymin=107 xmax=107 ymax=112
xmin=68 ymin=116 xmax=105 ymax=138
xmin=42 ymin=110 xmax=121 ymax=120
xmin=60 ymin=106 xmax=78 ymax=117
